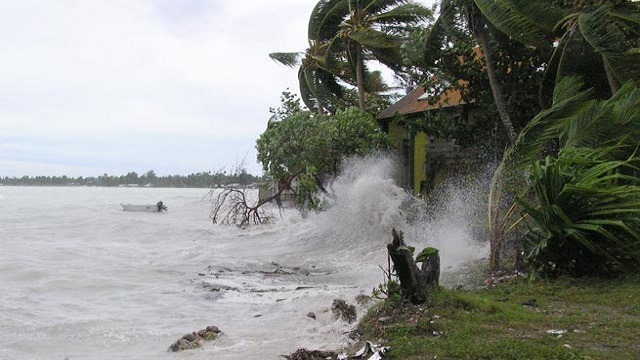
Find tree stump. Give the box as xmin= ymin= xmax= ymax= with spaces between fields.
xmin=387 ymin=228 xmax=440 ymax=304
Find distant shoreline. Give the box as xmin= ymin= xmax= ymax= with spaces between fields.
xmin=0 ymin=170 xmax=264 ymax=188
xmin=0 ymin=183 xmax=261 ymax=189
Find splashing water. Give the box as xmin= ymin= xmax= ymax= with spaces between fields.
xmin=310 ymin=155 xmax=408 ymax=256
xmin=304 ymin=154 xmax=489 ymax=275
xmin=0 ymin=155 xmax=490 ymax=360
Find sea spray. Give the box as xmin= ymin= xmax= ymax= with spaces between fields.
xmin=403 ymin=171 xmax=492 ymax=273
xmin=310 ymin=155 xmax=409 ymax=257
xmin=298 ymin=154 xmax=490 ymax=282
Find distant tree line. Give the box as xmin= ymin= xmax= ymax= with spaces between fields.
xmin=0 ymin=169 xmax=263 ymax=188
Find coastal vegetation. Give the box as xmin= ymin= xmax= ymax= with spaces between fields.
xmin=265 ymin=0 xmax=640 ymax=274
xmin=256 ymin=93 xmax=389 ymax=209
xmin=0 ymin=169 xmax=262 ymax=188
xmin=359 ymin=275 xmax=640 ymax=359
xmin=262 ymin=0 xmax=640 ymax=358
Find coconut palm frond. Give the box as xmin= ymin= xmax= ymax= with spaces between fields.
xmin=369 ymin=3 xmax=433 ymax=25
xmin=422 ymin=1 xmax=457 ymax=66
xmin=362 ymin=0 xmax=412 ymax=15
xmin=347 ymin=28 xmax=405 ymax=68
xmin=501 ymin=0 xmax=566 ymax=33
xmin=348 ymin=27 xmax=401 ymax=49
xmin=309 ymin=0 xmax=348 ymax=41
xmin=538 ymin=29 xmax=572 ymax=107
xmin=473 ymin=0 xmax=559 ymax=47
xmin=298 ymin=67 xmax=346 ymax=114
xmin=298 ymin=67 xmax=319 ymax=112
xmin=269 ymin=52 xmax=303 ymax=67
xmin=504 ymin=77 xmax=593 ymax=170
xmin=578 ymin=5 xmax=640 ymax=85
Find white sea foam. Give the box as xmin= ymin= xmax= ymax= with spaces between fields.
xmin=0 ymin=157 xmax=489 ymax=359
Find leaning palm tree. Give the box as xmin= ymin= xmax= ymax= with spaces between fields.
xmin=270 ymin=40 xmax=348 ymax=114
xmin=270 ymin=44 xmax=392 ymax=113
xmin=425 ymin=0 xmax=519 ymax=143
xmin=473 ymin=0 xmax=640 ymax=100
xmin=488 ymin=77 xmax=640 ymax=270
xmin=309 ymin=0 xmax=432 ymax=110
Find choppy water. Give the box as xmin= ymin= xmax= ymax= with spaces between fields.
xmin=0 ymin=157 xmax=488 ymax=359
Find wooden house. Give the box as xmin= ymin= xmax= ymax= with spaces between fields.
xmin=377 ymin=86 xmax=471 ymax=195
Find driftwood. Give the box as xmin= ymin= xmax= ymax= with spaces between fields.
xmin=387 ymin=228 xmax=440 ymax=304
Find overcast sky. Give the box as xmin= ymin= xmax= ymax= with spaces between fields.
xmin=0 ymin=0 xmax=434 ymax=177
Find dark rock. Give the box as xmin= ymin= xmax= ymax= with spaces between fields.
xmin=168 ymin=337 xmax=201 ymax=352
xmin=283 ymin=348 xmax=339 ymax=360
xmin=306 ymin=312 xmax=317 ymax=320
xmin=182 ymin=333 xmax=198 ymax=342
xmin=197 ymin=325 xmax=221 ymax=341
xmin=169 ymin=325 xmax=220 ymax=352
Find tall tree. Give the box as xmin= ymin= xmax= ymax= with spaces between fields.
xmin=309 ymin=0 xmax=432 ymax=111
xmin=270 ymin=40 xmax=347 ymax=114
xmin=473 ymin=0 xmax=640 ymax=100
xmin=426 ymin=0 xmax=519 ymax=143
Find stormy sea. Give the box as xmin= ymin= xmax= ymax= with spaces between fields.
xmin=0 ymin=156 xmax=488 ymax=359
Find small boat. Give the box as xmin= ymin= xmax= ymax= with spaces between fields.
xmin=121 ymin=201 xmax=168 ymax=212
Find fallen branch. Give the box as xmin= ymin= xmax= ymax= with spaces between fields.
xmin=209 ymin=172 xmax=300 ymax=226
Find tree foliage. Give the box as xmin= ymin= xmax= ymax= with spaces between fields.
xmin=420 ymin=0 xmax=519 ymax=142
xmin=269 ymin=41 xmax=348 ymax=114
xmin=518 ymin=148 xmax=640 ymax=277
xmin=272 ymin=0 xmax=432 ymax=113
xmin=256 ymin=97 xmax=389 ymax=208
xmin=0 ymin=170 xmax=261 ymax=188
xmin=388 ymin=4 xmax=542 ymax=151
xmin=326 ymin=0 xmax=431 ymax=110
xmin=473 ymin=0 xmax=640 ymax=101
xmin=491 ymin=78 xmax=640 ymax=276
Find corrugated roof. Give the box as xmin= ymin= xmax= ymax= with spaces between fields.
xmin=377 ymin=86 xmax=466 ymax=120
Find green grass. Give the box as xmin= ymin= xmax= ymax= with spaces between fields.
xmin=358 ymin=276 xmax=640 ymax=359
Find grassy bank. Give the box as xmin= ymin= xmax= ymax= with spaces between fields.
xmin=358 ymin=276 xmax=640 ymax=359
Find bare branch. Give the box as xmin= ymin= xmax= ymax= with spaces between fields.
xmin=208 ymin=172 xmax=301 ymax=226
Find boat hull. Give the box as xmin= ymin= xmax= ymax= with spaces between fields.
xmin=121 ymin=204 xmax=163 ymax=212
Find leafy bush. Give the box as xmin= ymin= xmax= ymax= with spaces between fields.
xmin=490 ymin=78 xmax=640 ymax=274
xmin=518 ymin=147 xmax=640 ymax=277
xmin=256 ymin=106 xmax=389 ymax=208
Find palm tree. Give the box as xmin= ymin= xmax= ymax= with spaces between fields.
xmin=425 ymin=0 xmax=519 ymax=143
xmin=270 ymin=40 xmax=347 ymax=114
xmin=502 ymin=78 xmax=640 ymax=276
xmin=473 ymin=0 xmax=640 ymax=99
xmin=270 ymin=42 xmax=391 ymax=114
xmin=308 ymin=0 xmax=432 ymax=111
xmin=489 ymin=76 xmax=640 ymax=270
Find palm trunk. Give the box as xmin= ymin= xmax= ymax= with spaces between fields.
xmin=476 ymin=25 xmax=518 ymax=144
xmin=355 ymin=44 xmax=367 ymax=111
